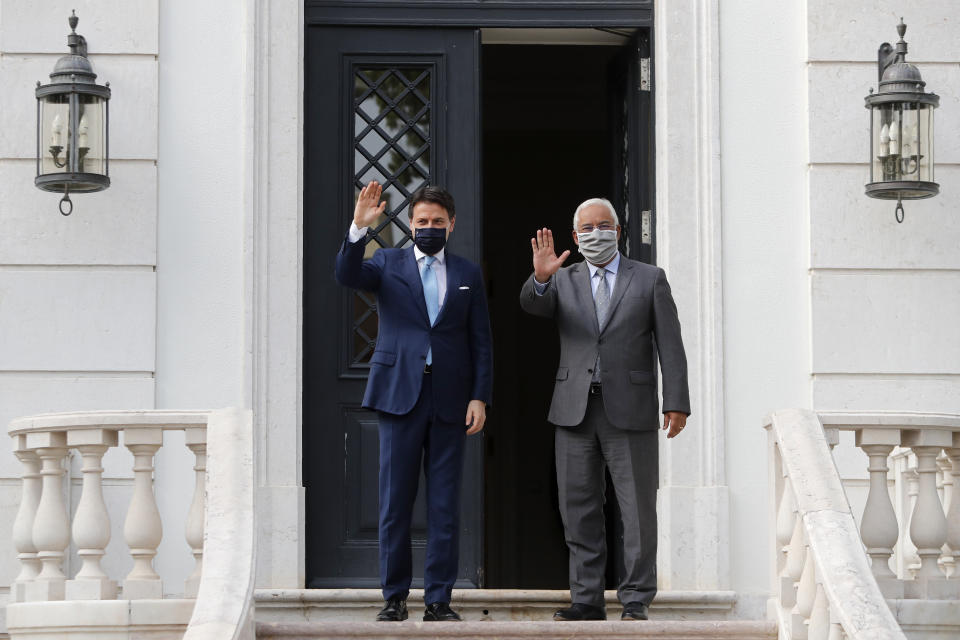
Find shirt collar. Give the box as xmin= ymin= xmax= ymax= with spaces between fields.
xmin=414 ymin=245 xmax=446 ymax=264
xmin=586 ymin=251 xmax=620 ymax=278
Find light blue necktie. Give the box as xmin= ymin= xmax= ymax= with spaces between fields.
xmin=421 ymin=255 xmax=438 ymax=365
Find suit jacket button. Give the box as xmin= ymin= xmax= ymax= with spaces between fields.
xmin=587 ymin=369 xmax=593 ymax=374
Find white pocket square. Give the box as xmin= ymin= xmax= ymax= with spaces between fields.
xmin=459 ymin=286 xmax=470 ymax=290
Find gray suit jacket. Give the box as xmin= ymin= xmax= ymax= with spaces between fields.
xmin=519 ymin=255 xmax=690 ymax=430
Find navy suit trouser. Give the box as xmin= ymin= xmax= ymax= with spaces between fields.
xmin=378 ymin=373 xmax=465 ymax=605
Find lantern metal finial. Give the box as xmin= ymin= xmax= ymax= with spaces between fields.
xmin=35 ymin=12 xmax=111 ymax=214
xmin=864 ymin=19 xmax=939 ymax=223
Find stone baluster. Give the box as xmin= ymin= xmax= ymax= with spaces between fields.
xmin=906 ymin=445 xmax=949 ymax=577
xmin=937 ymin=452 xmax=955 ymax=578
xmin=828 ymin=621 xmax=845 ymax=640
xmin=855 ymin=429 xmax=901 ymax=596
xmin=794 ymin=544 xmax=815 ymax=639
xmin=11 ymin=437 xmax=42 ymax=603
xmin=784 ymin=516 xmax=805 ymax=610
xmin=123 ymin=428 xmax=164 ymax=599
xmin=26 ymin=432 xmax=69 ymax=601
xmin=903 ymin=430 xmax=953 ymax=598
xmin=903 ymin=466 xmax=921 ymax=578
xmin=66 ymin=429 xmax=119 ymax=600
xmin=777 ymin=475 xmax=798 ymax=607
xmin=946 ymin=443 xmax=960 ymax=576
xmin=184 ymin=427 xmax=207 ymax=597
xmin=807 ymin=581 xmax=831 ymax=639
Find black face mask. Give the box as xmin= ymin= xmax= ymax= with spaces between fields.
xmin=414 ymin=227 xmax=447 ymax=255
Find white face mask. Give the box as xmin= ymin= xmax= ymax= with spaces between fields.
xmin=576 ymin=228 xmax=619 ymax=265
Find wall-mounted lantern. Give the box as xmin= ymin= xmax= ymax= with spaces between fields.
xmin=865 ymin=19 xmax=939 ymax=223
xmin=35 ymin=12 xmax=111 ymax=216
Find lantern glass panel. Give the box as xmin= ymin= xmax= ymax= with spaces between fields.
xmin=39 ymin=94 xmax=71 ymax=175
xmin=870 ymin=102 xmax=935 ymax=187
xmin=77 ymin=95 xmax=105 ymax=176
xmin=918 ymin=104 xmax=934 ymax=183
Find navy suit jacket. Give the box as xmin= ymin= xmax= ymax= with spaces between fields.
xmin=335 ymin=234 xmax=493 ymax=423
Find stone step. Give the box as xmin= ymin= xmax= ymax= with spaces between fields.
xmin=256 ymin=620 xmax=778 ymax=640
xmin=254 ymin=588 xmax=740 ymax=624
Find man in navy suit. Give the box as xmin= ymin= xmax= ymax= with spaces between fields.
xmin=335 ymin=181 xmax=493 ymax=622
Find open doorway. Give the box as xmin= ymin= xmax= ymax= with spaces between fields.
xmin=482 ymin=35 xmax=649 ymax=588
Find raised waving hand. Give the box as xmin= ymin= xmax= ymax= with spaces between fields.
xmin=531 ymin=227 xmax=571 ymax=284
xmin=354 ymin=180 xmax=387 ymax=228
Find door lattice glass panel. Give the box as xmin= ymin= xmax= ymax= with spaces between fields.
xmin=350 ymin=64 xmax=433 ymax=366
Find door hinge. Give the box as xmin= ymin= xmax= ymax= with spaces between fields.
xmin=641 ymin=210 xmax=652 ymax=244
xmin=639 ymin=57 xmax=650 ymax=92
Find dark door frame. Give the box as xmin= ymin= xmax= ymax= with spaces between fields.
xmin=306 ymin=1 xmax=653 ymax=27
xmin=303 ymin=0 xmax=657 ymax=590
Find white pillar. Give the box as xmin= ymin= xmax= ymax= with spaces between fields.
xmin=66 ymin=429 xmax=119 ymax=600
xmin=26 ymin=432 xmax=69 ymax=602
xmin=123 ymin=428 xmax=164 ymax=599
xmin=184 ymin=427 xmax=207 ymax=597
xmin=11 ymin=438 xmax=41 ymax=603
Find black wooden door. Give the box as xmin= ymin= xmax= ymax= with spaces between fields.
xmin=303 ymin=26 xmax=482 ymax=588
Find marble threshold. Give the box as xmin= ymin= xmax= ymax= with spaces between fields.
xmin=254 ymin=588 xmax=739 ymax=623
xmin=256 ymin=619 xmax=778 ymax=639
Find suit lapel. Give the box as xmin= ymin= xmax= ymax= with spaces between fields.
xmin=601 ymin=256 xmax=635 ymax=333
xmin=574 ymin=262 xmax=600 ymax=335
xmin=433 ymin=252 xmax=460 ymax=326
xmin=398 ymin=246 xmax=430 ymax=325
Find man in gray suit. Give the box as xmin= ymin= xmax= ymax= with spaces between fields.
xmin=519 ymin=198 xmax=690 ymax=622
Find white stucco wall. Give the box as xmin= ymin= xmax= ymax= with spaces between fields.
xmin=0 ymin=0 xmax=160 ymax=601
xmin=0 ymin=0 xmax=252 ymax=602
xmin=806 ymin=2 xmax=960 ymax=412
xmin=719 ymin=0 xmax=960 ymax=618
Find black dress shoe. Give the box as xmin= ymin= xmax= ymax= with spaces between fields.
xmin=553 ymin=603 xmax=606 ymax=621
xmin=423 ymin=602 xmax=462 ymax=621
xmin=621 ymin=602 xmax=649 ymax=620
xmin=376 ymin=598 xmax=408 ymax=621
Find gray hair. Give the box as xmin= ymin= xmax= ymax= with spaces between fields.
xmin=573 ymin=198 xmax=620 ymax=230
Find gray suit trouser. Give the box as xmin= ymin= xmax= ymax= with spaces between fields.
xmin=555 ymin=392 xmax=659 ymax=608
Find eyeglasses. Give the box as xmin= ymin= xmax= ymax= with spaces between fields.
xmin=577 ymin=222 xmax=616 ymax=233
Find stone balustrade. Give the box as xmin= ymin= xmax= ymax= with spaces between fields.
xmin=8 ymin=410 xmax=209 ymax=607
xmin=5 ymin=409 xmax=254 ymax=640
xmin=818 ymin=411 xmax=960 ymax=601
xmin=765 ymin=409 xmax=906 ymax=640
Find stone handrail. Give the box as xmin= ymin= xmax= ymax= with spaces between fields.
xmin=183 ymin=408 xmax=256 ymax=640
xmin=6 ymin=408 xmax=255 ymax=640
xmin=764 ymin=409 xmax=907 ymax=640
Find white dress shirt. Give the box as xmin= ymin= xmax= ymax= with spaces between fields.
xmin=534 ymin=252 xmax=621 ymax=300
xmin=350 ymin=222 xmax=447 ymax=309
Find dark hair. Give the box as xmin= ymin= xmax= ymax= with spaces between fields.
xmin=409 ymin=185 xmax=456 ymax=219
